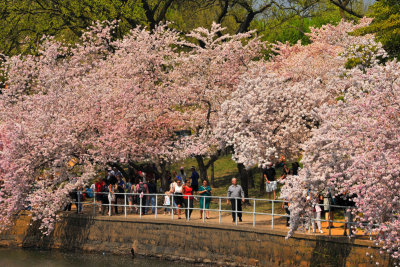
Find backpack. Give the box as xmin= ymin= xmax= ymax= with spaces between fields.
xmin=138 ymin=183 xmax=145 ymax=194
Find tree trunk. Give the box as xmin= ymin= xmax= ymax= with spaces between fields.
xmin=237 ymin=12 xmax=255 ymax=34
xmin=259 ymin=168 xmax=265 ymax=194
xmin=159 ymin=161 xmax=169 ymax=192
xmin=237 ymin=163 xmax=249 ymax=202
xmin=195 ymin=155 xmax=209 ymax=183
xmin=248 ymin=168 xmax=254 ymax=188
xmin=210 ymin=161 xmax=215 ymax=187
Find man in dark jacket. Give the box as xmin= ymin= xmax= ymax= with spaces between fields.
xmin=189 ymin=166 xmax=200 ymax=192
xmin=147 ymin=179 xmax=157 ymax=214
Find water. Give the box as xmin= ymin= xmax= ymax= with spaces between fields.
xmin=0 ymin=248 xmax=194 ymax=267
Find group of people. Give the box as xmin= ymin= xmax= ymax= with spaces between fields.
xmin=93 ymin=168 xmax=157 ymax=216
xmin=164 ymin=166 xmax=212 ymax=220
xmin=90 ymin=166 xmax=213 ymax=219
xmin=64 ymin=160 xmax=355 ymax=235
xmin=290 ymin=186 xmax=356 ymax=235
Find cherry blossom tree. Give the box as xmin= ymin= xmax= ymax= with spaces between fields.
xmin=0 ymin=21 xmax=185 ymax=234
xmin=215 ymin=18 xmax=376 ymax=168
xmin=281 ymin=60 xmax=400 ymax=262
xmin=171 ymin=22 xmax=264 ymax=181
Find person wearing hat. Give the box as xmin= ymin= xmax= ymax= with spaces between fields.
xmin=189 ymin=166 xmax=199 ymax=192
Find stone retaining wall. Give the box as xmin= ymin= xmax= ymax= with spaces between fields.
xmin=0 ymin=212 xmax=392 ymax=266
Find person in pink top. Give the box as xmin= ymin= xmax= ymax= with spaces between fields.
xmin=135 ymin=179 xmax=149 ymax=215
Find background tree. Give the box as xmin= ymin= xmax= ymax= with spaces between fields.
xmin=355 ymin=0 xmax=400 ymax=58
xmin=255 ymin=0 xmax=373 ymax=45
xmin=0 ymin=0 xmax=351 ymax=55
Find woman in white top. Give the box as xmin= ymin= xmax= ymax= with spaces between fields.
xmin=172 ymin=180 xmax=184 ymax=219
xmin=313 ymin=193 xmax=324 ymax=234
xmin=163 ymin=191 xmax=171 ymax=215
xmin=107 ymin=184 xmax=116 ymax=216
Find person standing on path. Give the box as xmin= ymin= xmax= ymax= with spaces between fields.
xmin=199 ymin=179 xmax=212 ymax=219
xmin=183 ymin=180 xmax=194 ymax=220
xmin=95 ymin=178 xmax=105 ymax=212
xmin=172 ymin=179 xmax=184 ymax=219
xmin=312 ymin=193 xmax=324 ymax=234
xmin=147 ymin=179 xmax=157 ymax=214
xmin=264 ymin=162 xmax=277 ymax=199
xmin=135 ymin=179 xmax=149 ymax=215
xmin=189 ymin=166 xmax=199 ymax=192
xmin=226 ymin=178 xmax=245 ymax=223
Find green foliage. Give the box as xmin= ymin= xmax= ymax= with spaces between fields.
xmin=1 ymin=0 xmax=349 ymax=56
xmin=166 ymin=2 xmax=236 ymax=34
xmin=255 ymin=4 xmax=342 ymax=45
xmin=356 ymin=0 xmax=400 ymax=58
xmin=0 ymin=0 xmax=145 ymax=55
xmin=336 ymin=95 xmax=345 ymax=102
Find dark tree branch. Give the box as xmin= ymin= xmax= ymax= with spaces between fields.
xmin=216 ymin=0 xmax=230 ymax=24
xmin=156 ymin=0 xmax=175 ymax=23
xmin=141 ymin=0 xmax=156 ymax=30
xmin=329 ymin=0 xmax=362 ymax=18
xmin=236 ymin=1 xmax=273 ymax=33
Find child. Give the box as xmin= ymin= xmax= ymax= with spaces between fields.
xmin=163 ymin=191 xmax=171 ymax=215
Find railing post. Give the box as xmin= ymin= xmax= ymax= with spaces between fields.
xmin=271 ymin=200 xmax=274 ymax=229
xmin=93 ymin=191 xmax=96 ymax=216
xmin=139 ymin=195 xmax=142 ymax=218
xmin=171 ymin=195 xmax=174 ymax=220
xmin=347 ymin=207 xmax=351 ymax=238
xmin=155 ymin=194 xmax=158 ymax=219
xmin=124 ymin=193 xmax=127 ymax=218
xmin=77 ymin=191 xmax=81 ymax=213
xmin=202 ymin=195 xmax=206 ymax=223
xmin=108 ymin=192 xmax=112 ymax=216
xmin=328 ymin=204 xmax=331 ymax=236
xmin=218 ymin=197 xmax=221 ymax=224
xmin=253 ymin=199 xmax=256 ymax=227
xmin=310 ymin=205 xmax=313 ymax=233
xmin=187 ymin=197 xmax=190 ymax=221
xmin=235 ymin=198 xmax=238 ymax=225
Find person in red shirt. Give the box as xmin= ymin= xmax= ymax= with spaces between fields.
xmin=95 ymin=178 xmax=106 ymax=214
xmin=183 ymin=180 xmax=194 ymax=220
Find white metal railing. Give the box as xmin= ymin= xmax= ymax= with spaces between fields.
xmin=67 ymin=191 xmax=373 ymax=238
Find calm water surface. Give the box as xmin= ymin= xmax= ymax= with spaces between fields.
xmin=0 ymin=248 xmax=194 ymax=267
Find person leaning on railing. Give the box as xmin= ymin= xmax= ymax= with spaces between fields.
xmin=199 ymin=179 xmax=212 ymax=219
xmin=183 ymin=180 xmax=194 ymax=220
xmin=227 ymin=178 xmax=245 ymax=223
xmin=171 ymin=179 xmax=184 ymax=219
xmin=135 ymin=179 xmax=149 ymax=215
